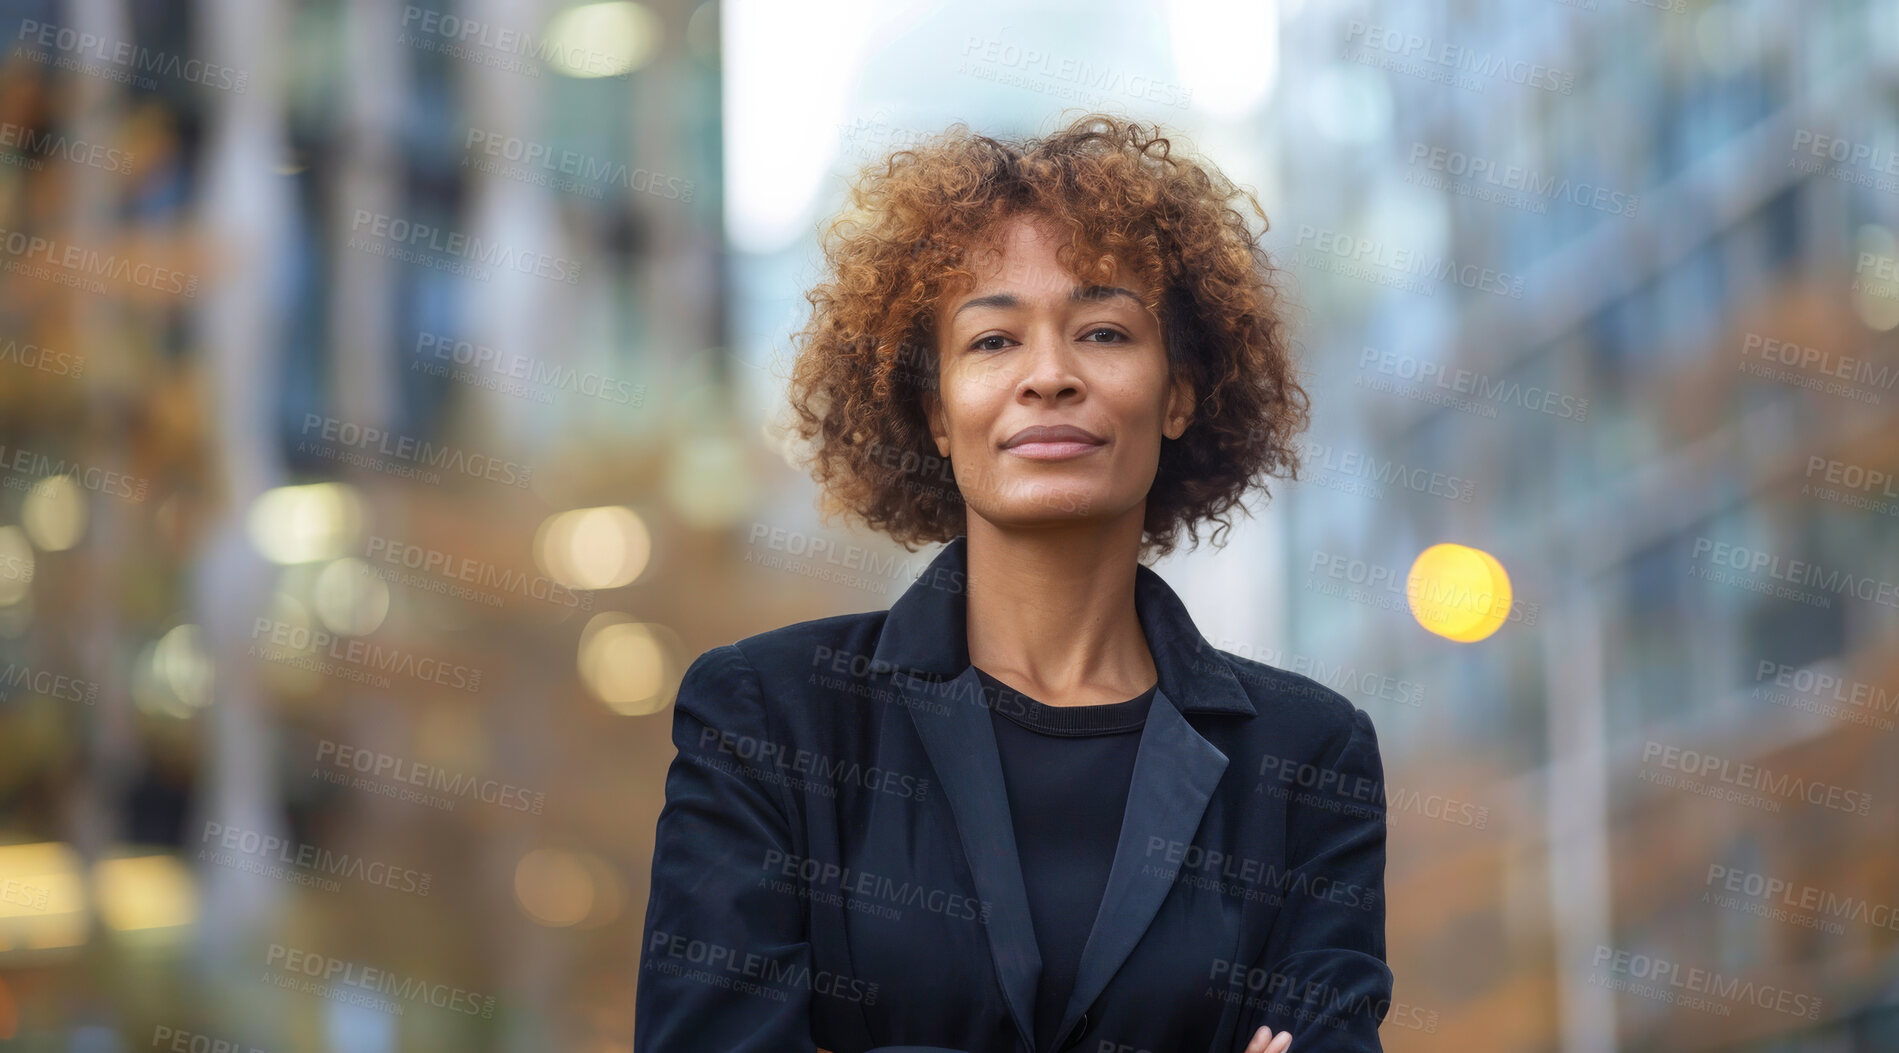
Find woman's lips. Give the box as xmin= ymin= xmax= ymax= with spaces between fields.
xmin=1000 ymin=424 xmax=1106 ymax=460
xmin=1003 ymin=440 xmax=1106 ymax=461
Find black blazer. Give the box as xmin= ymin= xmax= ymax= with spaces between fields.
xmin=636 ymin=536 xmax=1393 ymax=1053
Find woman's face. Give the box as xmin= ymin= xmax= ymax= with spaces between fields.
xmin=926 ymin=212 xmax=1193 ymax=535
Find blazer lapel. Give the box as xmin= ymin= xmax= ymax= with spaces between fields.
xmin=1054 ymin=685 xmax=1228 ymax=1043
xmin=899 ymin=666 xmax=1043 ymax=1050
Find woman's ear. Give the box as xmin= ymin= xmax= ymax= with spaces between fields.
xmin=1163 ymin=371 xmax=1195 ymax=440
xmin=924 ymin=389 xmax=951 ymax=458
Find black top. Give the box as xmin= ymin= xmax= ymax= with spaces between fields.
xmin=978 ymin=667 xmax=1156 ymax=1053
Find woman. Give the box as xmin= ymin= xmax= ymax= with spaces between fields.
xmin=635 ymin=113 xmax=1392 ymax=1053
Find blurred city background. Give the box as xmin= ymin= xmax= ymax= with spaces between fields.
xmin=0 ymin=0 xmax=1896 ymax=1049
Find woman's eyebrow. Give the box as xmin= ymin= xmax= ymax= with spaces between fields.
xmin=950 ymin=285 xmax=1145 ymax=319
xmin=950 ymin=292 xmax=1018 ymax=318
xmin=1071 ymin=284 xmax=1144 ymax=306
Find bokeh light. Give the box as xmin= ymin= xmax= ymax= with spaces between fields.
xmin=0 ymin=528 xmax=33 ymax=608
xmin=536 ymin=506 xmax=652 ymax=591
xmin=544 ymin=1 xmax=663 ymax=77
xmin=1406 ymin=543 xmax=1512 ymax=643
xmin=246 ymin=483 xmax=366 ymax=565
xmin=577 ymin=613 xmax=681 ymax=715
xmin=20 ymin=476 xmax=86 ymax=552
xmin=312 ymin=557 xmax=392 ymax=636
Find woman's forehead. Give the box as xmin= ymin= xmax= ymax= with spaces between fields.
xmin=946 ymin=239 xmax=1147 ymax=303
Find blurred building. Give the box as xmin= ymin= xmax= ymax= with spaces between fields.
xmin=0 ymin=0 xmax=751 ymax=1049
xmin=1272 ymin=0 xmax=1899 ymax=1049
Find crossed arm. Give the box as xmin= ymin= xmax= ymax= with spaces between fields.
xmin=1228 ymin=705 xmax=1394 ymax=1052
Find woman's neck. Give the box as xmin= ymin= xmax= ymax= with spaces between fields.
xmin=962 ymin=509 xmax=1159 ymax=707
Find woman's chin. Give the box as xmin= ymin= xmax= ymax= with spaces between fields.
xmin=970 ymin=487 xmax=1126 ymax=529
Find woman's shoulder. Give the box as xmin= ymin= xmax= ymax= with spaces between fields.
xmin=1212 ymin=648 xmax=1380 ymax=757
xmin=740 ymin=607 xmax=892 ymax=672
xmin=680 ymin=608 xmax=894 ymax=696
xmin=671 ymin=609 xmax=894 ymax=742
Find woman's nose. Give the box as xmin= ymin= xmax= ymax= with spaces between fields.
xmin=1013 ymin=334 xmax=1083 ymax=401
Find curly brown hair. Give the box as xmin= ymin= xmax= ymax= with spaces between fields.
xmin=780 ymin=111 xmax=1310 ymax=558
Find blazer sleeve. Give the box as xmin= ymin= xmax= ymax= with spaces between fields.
xmin=635 ymin=644 xmax=819 ymax=1053
xmin=1234 ymin=706 xmax=1394 ymax=1052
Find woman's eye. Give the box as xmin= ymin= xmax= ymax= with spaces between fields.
xmin=1085 ymin=327 xmax=1127 ymax=343
xmin=971 ymin=335 xmax=1010 ymax=351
